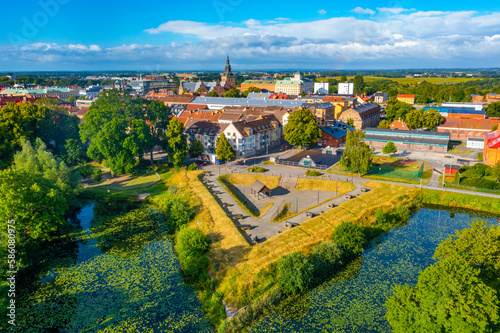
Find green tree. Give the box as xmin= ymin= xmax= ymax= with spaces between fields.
xmin=215 ymin=133 xmax=235 ymax=162
xmin=0 ymin=102 xmax=46 ymax=168
xmin=353 ymin=75 xmax=365 ymax=94
xmin=169 ymin=199 xmax=195 ymax=229
xmin=492 ymin=162 xmax=500 ymax=182
xmin=422 ymin=108 xmax=444 ymax=130
xmin=405 ymin=109 xmax=423 ymax=129
xmin=164 ymin=118 xmax=188 ymax=166
xmin=277 ymin=252 xmax=314 ymax=295
xmin=331 ymin=221 xmax=366 ymax=258
xmin=241 ymin=86 xmax=261 ymax=97
xmin=222 ymin=88 xmax=240 ymax=98
xmin=486 ymin=102 xmax=500 ymax=118
xmin=385 ymin=101 xmax=415 ymax=122
xmin=80 ymin=90 xmax=152 ymax=175
xmin=382 ymin=141 xmax=398 ymax=154
xmin=346 ymin=118 xmax=355 ymax=127
xmin=63 ymin=138 xmax=84 ymax=166
xmin=189 ymin=139 xmax=205 ymax=158
xmin=340 ymin=130 xmax=373 ymax=176
xmin=92 ymin=168 xmax=103 ymax=182
xmin=386 ymin=221 xmax=500 ymax=333
xmin=378 ymin=120 xmax=390 ymax=129
xmin=340 ymin=75 xmax=347 ymax=82
xmin=283 ymin=109 xmax=321 ymax=147
xmin=208 ymin=91 xmax=219 ymax=97
xmin=37 ymin=107 xmax=80 ymax=154
xmin=67 ymin=95 xmax=76 ymax=103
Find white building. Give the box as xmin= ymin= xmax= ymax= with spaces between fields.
xmin=314 ymin=82 xmax=329 ymax=94
xmin=467 ymin=137 xmax=485 ymax=149
xmin=441 ymin=102 xmax=483 ymax=111
xmin=338 ymin=82 xmax=354 ymax=95
xmin=275 ymin=72 xmax=313 ymax=95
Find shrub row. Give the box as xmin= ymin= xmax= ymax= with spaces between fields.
xmin=247 ymin=166 xmax=265 ymax=173
xmin=305 ymin=170 xmax=321 ymax=177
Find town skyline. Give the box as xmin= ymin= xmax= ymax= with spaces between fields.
xmin=1 ymin=1 xmax=500 ymax=71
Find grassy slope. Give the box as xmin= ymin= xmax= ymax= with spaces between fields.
xmin=223 ymin=173 xmax=280 ymax=188
xmin=421 ymin=189 xmax=500 ymax=214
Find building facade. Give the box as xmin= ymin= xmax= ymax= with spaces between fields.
xmin=314 ymin=82 xmax=329 ymax=94
xmin=337 ymin=103 xmax=381 ymax=130
xmin=319 ymin=121 xmax=354 ymax=147
xmin=397 ymin=94 xmax=415 ymax=104
xmin=484 ymin=131 xmax=500 ymax=166
xmin=437 ymin=117 xmax=500 ymax=141
xmin=338 ymin=82 xmax=353 ymax=95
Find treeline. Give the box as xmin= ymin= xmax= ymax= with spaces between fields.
xmin=453 ymin=163 xmax=500 ymax=190
xmin=386 ymin=220 xmax=500 ymax=332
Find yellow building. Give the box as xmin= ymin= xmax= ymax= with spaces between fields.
xmin=240 ymin=80 xmax=277 ymax=92
xmin=397 ymin=94 xmax=415 ymax=104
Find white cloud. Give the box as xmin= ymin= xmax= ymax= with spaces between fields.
xmin=3 ymin=10 xmax=500 ymax=70
xmin=352 ymin=7 xmax=375 ymax=15
xmin=318 ymin=9 xmax=327 ymax=15
xmin=377 ymin=7 xmax=410 ymax=15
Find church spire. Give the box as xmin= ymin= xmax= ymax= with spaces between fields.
xmin=225 ymin=55 xmax=232 ymax=75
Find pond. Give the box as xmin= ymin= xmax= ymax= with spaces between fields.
xmin=17 ymin=202 xmax=213 ymax=332
xmin=249 ymin=207 xmax=499 ymax=332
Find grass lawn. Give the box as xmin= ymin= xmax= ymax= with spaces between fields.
xmin=447 ymin=147 xmax=474 ymax=154
xmin=296 ymin=178 xmax=352 ymax=193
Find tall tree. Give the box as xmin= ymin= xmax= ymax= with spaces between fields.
xmin=138 ymin=98 xmax=171 ymax=164
xmin=222 ymin=88 xmax=240 ymax=98
xmin=284 ymin=109 xmax=321 ymax=148
xmin=189 ymin=139 xmax=205 ymax=158
xmin=215 ymin=132 xmax=235 ymax=162
xmin=378 ymin=120 xmax=390 ymax=129
xmin=340 ymin=130 xmax=373 ymax=176
xmin=63 ymin=138 xmax=84 ymax=166
xmin=405 ymin=109 xmax=423 ymax=129
xmin=385 ymin=101 xmax=415 ymax=122
xmin=346 ymin=118 xmax=355 ymax=127
xmin=353 ymin=75 xmax=365 ymax=94
xmin=277 ymin=252 xmax=314 ymax=295
xmin=0 ymin=102 xmax=46 ymax=168
xmin=164 ymin=119 xmax=188 ymax=166
xmin=80 ymin=90 xmax=153 ymax=175
xmin=422 ymin=108 xmax=444 ymax=130
xmin=37 ymin=107 xmax=80 ymax=154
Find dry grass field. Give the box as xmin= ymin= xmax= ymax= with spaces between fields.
xmin=223 ymin=173 xmax=280 ymax=188
xmin=296 ymin=178 xmax=352 ymax=193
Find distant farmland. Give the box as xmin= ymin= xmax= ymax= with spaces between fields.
xmin=317 ymin=76 xmax=480 ymax=86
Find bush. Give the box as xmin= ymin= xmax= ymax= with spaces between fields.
xmin=176 ymin=228 xmax=210 ymax=280
xmin=187 ymin=163 xmax=198 ymax=171
xmin=305 ymin=170 xmax=321 ymax=176
xmin=277 ymin=252 xmax=314 ymax=295
xmin=78 ymin=163 xmax=93 ymax=179
xmin=92 ymin=168 xmax=103 ymax=182
xmin=310 ymin=241 xmax=344 ymax=278
xmin=247 ymin=166 xmax=265 ymax=173
xmin=375 ymin=208 xmax=388 ymax=224
xmin=477 ymin=152 xmax=484 ymax=161
xmin=394 ymin=204 xmax=412 ymax=222
xmin=169 ymin=199 xmax=195 ymax=229
xmin=331 ymin=222 xmax=366 ymax=258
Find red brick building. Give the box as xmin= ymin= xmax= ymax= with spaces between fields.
xmin=437 ymin=117 xmax=500 ymax=141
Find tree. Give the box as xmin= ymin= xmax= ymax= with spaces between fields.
xmin=63 ymin=138 xmax=84 ymax=166
xmin=139 ymin=98 xmax=171 ymax=164
xmin=378 ymin=120 xmax=390 ymax=129
xmin=0 ymin=102 xmax=46 ymax=168
xmin=164 ymin=118 xmax=188 ymax=166
xmin=492 ymin=162 xmax=500 ymax=182
xmin=340 ymin=75 xmax=347 ymax=82
xmin=215 ymin=133 xmax=235 ymax=162
xmin=241 ymin=86 xmax=261 ymax=97
xmin=346 ymin=118 xmax=355 ymax=127
xmin=301 ymin=91 xmax=306 ymax=97
xmin=80 ymin=90 xmax=154 ymax=175
xmin=386 ymin=221 xmax=500 ymax=333
xmin=340 ymin=130 xmax=374 ymax=176
xmin=385 ymin=101 xmax=415 ymax=122
xmin=222 ymin=88 xmax=240 ymax=98
xmin=283 ymin=109 xmax=321 ymax=147
xmin=405 ymin=109 xmax=423 ymax=129
xmin=383 ymin=141 xmax=397 ymax=154
xmin=422 ymin=108 xmax=444 ymax=130
xmin=331 ymin=221 xmax=366 ymax=258
xmin=67 ymin=95 xmax=76 ymax=103
xmin=37 ymin=107 xmax=80 ymax=154
xmin=208 ymin=91 xmax=219 ymax=97
xmin=486 ymin=102 xmax=500 ymax=118
xmin=353 ymin=75 xmax=365 ymax=94
xmin=0 ymin=169 xmax=68 ymax=268
xmin=277 ymin=252 xmax=314 ymax=295
xmin=189 ymin=139 xmax=205 ymax=158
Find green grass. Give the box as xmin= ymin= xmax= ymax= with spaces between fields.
xmin=218 ymin=175 xmax=260 ymax=217
xmin=421 ymin=189 xmax=500 ymax=214
xmin=271 ymin=203 xmax=291 ymax=222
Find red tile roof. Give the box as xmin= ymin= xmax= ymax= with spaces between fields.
xmin=438 ymin=117 xmax=500 ymax=131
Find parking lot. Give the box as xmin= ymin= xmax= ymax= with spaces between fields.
xmin=284 ymin=148 xmax=343 ymax=167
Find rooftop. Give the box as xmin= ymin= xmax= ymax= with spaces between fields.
xmin=191 ymin=96 xmax=307 ymax=108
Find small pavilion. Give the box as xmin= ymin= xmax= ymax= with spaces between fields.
xmin=250 ymin=180 xmax=271 ymax=200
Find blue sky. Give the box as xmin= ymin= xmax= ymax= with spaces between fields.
xmin=1 ymin=0 xmax=500 ymax=71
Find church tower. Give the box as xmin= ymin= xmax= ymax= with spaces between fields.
xmin=221 ymin=55 xmax=235 ymax=90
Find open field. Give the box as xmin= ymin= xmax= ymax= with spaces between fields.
xmin=223 ymin=173 xmax=280 ymax=188
xmin=317 ymin=76 xmax=480 ymax=86
xmin=218 ymin=181 xmax=421 ymax=307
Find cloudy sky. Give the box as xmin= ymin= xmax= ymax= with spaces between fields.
xmin=1 ymin=0 xmax=500 ymax=71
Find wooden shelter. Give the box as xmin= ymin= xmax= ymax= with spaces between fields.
xmin=250 ymin=180 xmax=271 ymax=199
